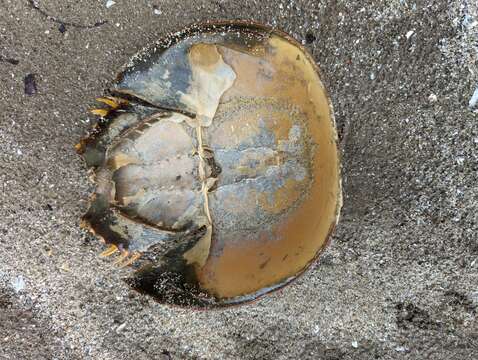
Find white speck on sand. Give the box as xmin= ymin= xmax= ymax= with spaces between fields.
xmin=468 ymin=86 xmax=478 ymax=109
xmin=12 ymin=275 xmax=25 ymax=293
xmin=115 ymin=323 xmax=126 ymax=334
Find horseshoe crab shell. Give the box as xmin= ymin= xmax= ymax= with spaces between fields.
xmin=77 ymin=21 xmax=341 ymax=307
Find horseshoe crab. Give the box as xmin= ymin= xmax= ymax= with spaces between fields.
xmin=77 ymin=21 xmax=341 ymax=307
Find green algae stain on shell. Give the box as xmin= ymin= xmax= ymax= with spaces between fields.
xmin=78 ymin=21 xmax=342 ymax=307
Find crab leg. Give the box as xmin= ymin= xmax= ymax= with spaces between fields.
xmin=117 ymin=252 xmax=142 ymax=268
xmin=113 ymin=250 xmax=130 ymax=265
xmin=90 ymin=96 xmax=129 ymax=117
xmin=99 ymin=244 xmax=119 ymax=257
xmin=95 ymin=96 xmax=127 ymax=109
xmin=90 ymin=108 xmax=109 ymax=117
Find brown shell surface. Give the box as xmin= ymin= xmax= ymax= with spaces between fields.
xmin=79 ymin=21 xmax=341 ymax=307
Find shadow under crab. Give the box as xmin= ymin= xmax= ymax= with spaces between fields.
xmin=77 ymin=21 xmax=342 ymax=307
